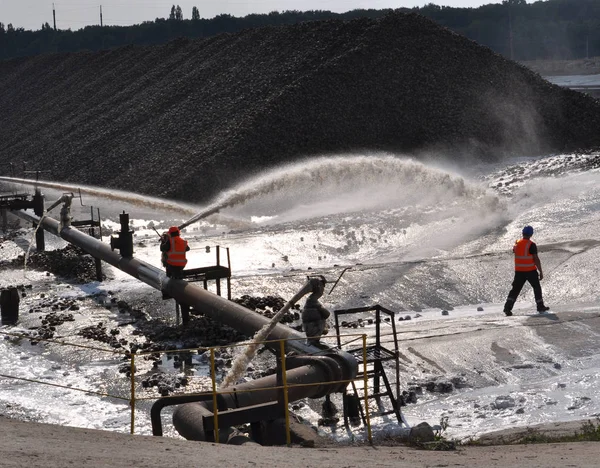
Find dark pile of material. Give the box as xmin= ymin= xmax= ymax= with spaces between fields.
xmin=2 ymin=245 xmax=100 ymax=283
xmin=1 ymin=12 xmax=599 ymax=203
xmin=233 ymin=294 xmax=300 ymax=324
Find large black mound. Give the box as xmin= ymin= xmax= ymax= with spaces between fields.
xmin=1 ymin=12 xmax=599 ymax=203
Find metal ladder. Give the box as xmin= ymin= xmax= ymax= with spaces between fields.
xmin=333 ymin=305 xmax=407 ymax=427
xmin=348 ymin=352 xmax=407 ymax=427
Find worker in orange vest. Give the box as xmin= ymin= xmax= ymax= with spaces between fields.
xmin=160 ymin=226 xmax=191 ymax=323
xmin=503 ymin=225 xmax=550 ymax=316
xmin=160 ymin=226 xmax=190 ymax=277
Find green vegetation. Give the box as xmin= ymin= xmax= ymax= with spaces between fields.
xmin=1 ymin=0 xmax=600 ymax=62
xmin=465 ymin=418 xmax=600 ymax=446
xmin=517 ymin=418 xmax=600 ymax=444
xmin=420 ymin=417 xmax=600 ymax=449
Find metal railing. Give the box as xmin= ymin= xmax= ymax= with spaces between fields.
xmin=0 ymin=330 xmax=373 ymax=444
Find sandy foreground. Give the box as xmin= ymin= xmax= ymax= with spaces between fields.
xmin=0 ymin=416 xmax=598 ymax=468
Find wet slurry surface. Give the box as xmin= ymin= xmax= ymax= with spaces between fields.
xmin=1 ymin=152 xmax=600 ymax=442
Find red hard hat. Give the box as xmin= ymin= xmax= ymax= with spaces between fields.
xmin=168 ymin=226 xmax=180 ymax=234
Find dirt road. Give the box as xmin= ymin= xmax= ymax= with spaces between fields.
xmin=0 ymin=416 xmax=598 ymax=468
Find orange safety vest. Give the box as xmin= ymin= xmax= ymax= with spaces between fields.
xmin=166 ymin=235 xmax=188 ymax=267
xmin=513 ymin=238 xmax=536 ymax=272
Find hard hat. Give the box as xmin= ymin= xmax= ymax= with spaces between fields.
xmin=168 ymin=226 xmax=180 ymax=234
xmin=522 ymin=225 xmax=534 ymax=236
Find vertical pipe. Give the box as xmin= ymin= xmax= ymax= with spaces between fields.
xmin=226 ymin=247 xmax=232 ymax=300
xmin=89 ymin=207 xmax=94 ymax=237
xmin=92 ymin=205 xmax=102 ymax=281
xmin=130 ymin=352 xmax=136 ymax=434
xmin=33 ymin=189 xmax=45 ymax=251
xmin=216 ymin=246 xmax=221 ymax=295
xmin=95 ymin=258 xmax=102 ymax=282
xmin=0 ymin=288 xmax=20 ymax=325
xmin=118 ymin=211 xmax=133 ymax=258
xmin=335 ymin=311 xmax=341 ymax=348
xmin=280 ymin=340 xmax=291 ymax=446
xmin=362 ymin=334 xmax=372 ymax=444
xmin=392 ymin=311 xmax=400 ymax=412
xmin=210 ymin=348 xmax=219 ymax=443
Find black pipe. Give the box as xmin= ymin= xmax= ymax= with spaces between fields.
xmin=32 ymin=189 xmax=45 ymax=251
xmin=12 ymin=209 xmax=358 ymax=440
xmin=151 ymin=393 xmax=227 ymax=437
xmin=11 ymin=209 xmax=353 ymax=358
xmin=0 ymin=287 xmax=20 ymax=325
xmin=172 ymin=358 xmax=345 ymax=441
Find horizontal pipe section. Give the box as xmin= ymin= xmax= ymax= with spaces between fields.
xmin=172 ymin=359 xmax=342 ymax=441
xmin=15 ymin=209 xmax=165 ymax=290
xmin=12 ymin=209 xmax=358 ymax=361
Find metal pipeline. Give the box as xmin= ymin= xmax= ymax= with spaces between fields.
xmin=12 ymin=209 xmax=355 ymax=358
xmin=11 ymin=208 xmax=359 ymax=439
xmin=169 ymin=356 xmax=345 ymax=440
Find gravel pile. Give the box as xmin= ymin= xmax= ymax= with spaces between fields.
xmin=233 ymin=294 xmax=300 ymax=324
xmin=1 ymin=12 xmax=599 ymax=203
xmin=2 ymin=245 xmax=100 ymax=283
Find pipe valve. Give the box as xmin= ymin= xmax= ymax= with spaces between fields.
xmin=110 ymin=211 xmax=134 ymax=258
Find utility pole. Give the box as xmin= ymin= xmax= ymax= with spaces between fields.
xmin=100 ymin=5 xmax=103 ymax=27
xmin=52 ymin=3 xmax=56 ymax=31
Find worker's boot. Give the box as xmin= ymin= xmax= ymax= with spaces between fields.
xmin=503 ymin=298 xmax=514 ymax=316
xmin=537 ymin=304 xmax=550 ymax=313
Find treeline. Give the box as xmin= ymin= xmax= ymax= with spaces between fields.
xmin=1 ymin=0 xmax=599 ymax=62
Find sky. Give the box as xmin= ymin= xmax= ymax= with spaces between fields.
xmin=0 ymin=0 xmax=503 ymax=31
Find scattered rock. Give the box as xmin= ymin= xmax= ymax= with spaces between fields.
xmin=493 ymin=396 xmax=516 ymax=410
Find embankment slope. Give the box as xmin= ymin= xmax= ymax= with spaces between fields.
xmin=1 ymin=12 xmax=599 ymax=202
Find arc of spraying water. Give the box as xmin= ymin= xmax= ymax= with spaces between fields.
xmin=220 ymin=279 xmax=314 ymax=389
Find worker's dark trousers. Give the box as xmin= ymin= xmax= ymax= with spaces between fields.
xmin=504 ymin=270 xmax=544 ymax=311
xmin=165 ymin=265 xmax=191 ymax=325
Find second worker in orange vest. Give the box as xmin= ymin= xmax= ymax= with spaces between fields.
xmin=503 ymin=225 xmax=550 ymax=316
xmin=160 ymin=226 xmax=192 ymax=324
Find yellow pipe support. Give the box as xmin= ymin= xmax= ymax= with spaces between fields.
xmin=130 ymin=352 xmax=136 ymax=434
xmin=280 ymin=340 xmax=291 ymax=447
xmin=210 ymin=348 xmax=219 ymax=443
xmin=362 ymin=334 xmax=372 ymax=444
